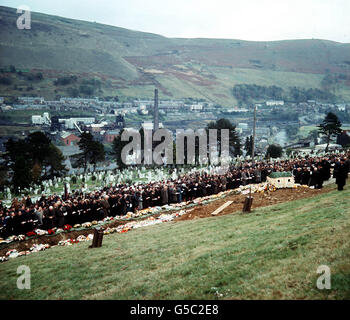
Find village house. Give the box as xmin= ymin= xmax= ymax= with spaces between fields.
xmin=104 ymin=130 xmax=120 ymax=143
xmin=60 ymin=132 xmax=81 ymax=146
xmin=266 ymin=100 xmax=284 ymax=106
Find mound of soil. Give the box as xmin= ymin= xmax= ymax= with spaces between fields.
xmin=176 ymin=186 xmax=332 ymax=222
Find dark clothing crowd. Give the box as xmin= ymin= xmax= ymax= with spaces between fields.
xmin=1 ymin=153 xmax=349 ymax=239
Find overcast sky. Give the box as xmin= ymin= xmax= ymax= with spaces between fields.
xmin=2 ymin=0 xmax=350 ymax=42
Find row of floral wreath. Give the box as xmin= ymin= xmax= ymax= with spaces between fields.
xmin=1 ymin=188 xmax=240 ymax=247
xmin=0 ymin=211 xmax=186 ymax=263
xmin=0 ymin=183 xmax=295 ymax=263
xmin=1 ymin=183 xmax=287 ymax=250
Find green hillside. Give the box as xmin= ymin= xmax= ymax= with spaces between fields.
xmin=1 ymin=184 xmax=349 ymax=300
xmin=1 ymin=5 xmax=350 ymax=105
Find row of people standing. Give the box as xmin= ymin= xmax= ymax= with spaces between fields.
xmin=1 ymin=153 xmax=349 ymax=238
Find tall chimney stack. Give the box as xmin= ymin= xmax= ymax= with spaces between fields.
xmin=154 ymin=88 xmax=159 ymax=131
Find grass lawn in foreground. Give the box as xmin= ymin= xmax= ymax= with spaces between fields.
xmin=1 ymin=184 xmax=349 ymax=299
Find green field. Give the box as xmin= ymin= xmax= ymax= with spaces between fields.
xmin=1 ymin=183 xmax=349 ymax=300
xmin=299 ymin=125 xmax=350 ymax=138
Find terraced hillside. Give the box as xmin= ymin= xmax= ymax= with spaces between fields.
xmin=1 ymin=5 xmax=350 ymax=105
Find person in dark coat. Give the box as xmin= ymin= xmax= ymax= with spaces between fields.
xmin=301 ymin=167 xmax=311 ymax=185
xmin=335 ymin=159 xmax=348 ymax=191
xmin=161 ymin=186 xmax=168 ymax=205
xmin=120 ymin=195 xmax=128 ymax=215
xmin=315 ymin=165 xmax=324 ymax=189
xmin=101 ymin=196 xmax=111 ymax=218
xmin=321 ymin=158 xmax=331 ymax=181
xmin=54 ymin=202 xmax=65 ymax=228
xmin=176 ymin=184 xmax=182 ymax=203
xmin=131 ymin=192 xmax=139 ymax=212
xmin=169 ymin=185 xmax=177 ymax=203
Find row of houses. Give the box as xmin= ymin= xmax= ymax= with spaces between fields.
xmin=59 ymin=129 xmax=122 ymax=146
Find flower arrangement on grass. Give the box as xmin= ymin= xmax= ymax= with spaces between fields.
xmin=6 ymin=249 xmax=19 ymax=259
xmin=103 ymin=227 xmax=118 ymax=235
xmin=64 ymin=224 xmax=72 ymax=231
xmin=0 ymin=256 xmax=9 ymax=262
xmin=34 ymin=229 xmax=48 ymax=236
xmin=58 ymin=239 xmax=72 ymax=246
xmin=5 ymin=235 xmax=18 ymax=243
xmin=82 ymin=222 xmax=92 ymax=228
xmin=76 ymin=235 xmax=87 ymax=242
xmin=26 ymin=231 xmax=36 ymax=237
xmin=30 ymin=244 xmax=50 ymax=252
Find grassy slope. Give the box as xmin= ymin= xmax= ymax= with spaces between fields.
xmin=1 ymin=184 xmax=349 ymax=300
xmin=1 ymin=6 xmax=350 ymax=105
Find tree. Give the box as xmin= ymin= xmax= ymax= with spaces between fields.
xmin=45 ymin=144 xmax=67 ymax=177
xmin=77 ymin=132 xmax=105 ymax=172
xmin=245 ymin=136 xmax=253 ymax=157
xmin=206 ymin=118 xmax=241 ymax=158
xmin=0 ymin=163 xmax=9 ymax=192
xmin=89 ymin=141 xmax=105 ymax=171
xmin=31 ymin=162 xmax=42 ymax=183
xmin=0 ymin=77 xmax=12 ymax=85
xmin=27 ymin=131 xmax=51 ymax=165
xmin=12 ymin=157 xmax=32 ymax=192
xmin=2 ymin=132 xmax=67 ymax=193
xmin=336 ymin=131 xmax=350 ymax=148
xmin=112 ymin=129 xmax=129 ymax=170
xmin=318 ymin=112 xmax=342 ymax=153
xmin=79 ymin=85 xmax=94 ymax=96
xmin=266 ymin=144 xmax=283 ymax=159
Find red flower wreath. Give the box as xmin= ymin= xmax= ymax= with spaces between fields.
xmin=26 ymin=231 xmax=36 ymax=237
xmin=64 ymin=224 xmax=72 ymax=231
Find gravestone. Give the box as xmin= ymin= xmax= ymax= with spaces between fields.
xmin=6 ymin=187 xmax=11 ymax=200
xmin=89 ymin=228 xmax=104 ymax=248
xmin=243 ymin=196 xmax=253 ymax=213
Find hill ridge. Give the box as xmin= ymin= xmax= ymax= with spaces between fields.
xmin=1 ymin=5 xmax=350 ymax=104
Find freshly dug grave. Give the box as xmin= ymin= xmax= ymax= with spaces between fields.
xmin=176 ymin=186 xmax=333 ymax=221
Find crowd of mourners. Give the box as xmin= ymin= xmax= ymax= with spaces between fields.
xmin=1 ymin=152 xmax=349 ymax=239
